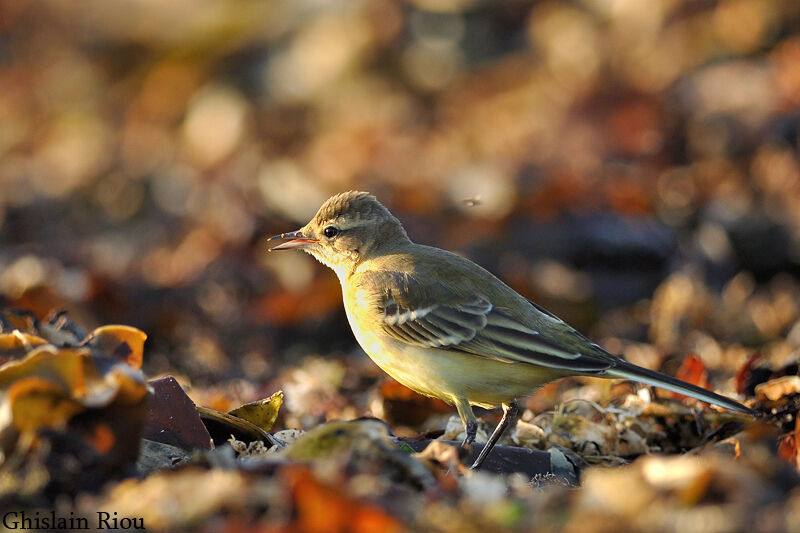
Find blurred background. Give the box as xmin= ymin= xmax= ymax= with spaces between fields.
xmin=2 ymin=0 xmax=800 ymax=426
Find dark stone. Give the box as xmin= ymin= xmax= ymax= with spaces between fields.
xmin=143 ymin=376 xmax=212 ymax=451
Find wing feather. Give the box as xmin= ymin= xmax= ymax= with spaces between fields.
xmin=376 ymin=285 xmax=612 ymax=372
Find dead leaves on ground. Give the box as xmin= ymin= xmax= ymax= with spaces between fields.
xmin=0 ymin=310 xmax=147 ymax=502
xmin=1 ymin=310 xmax=799 ymax=532
xmin=228 ymin=391 xmax=284 ymax=432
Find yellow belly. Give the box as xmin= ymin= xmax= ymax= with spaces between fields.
xmin=346 ymin=310 xmax=561 ymax=409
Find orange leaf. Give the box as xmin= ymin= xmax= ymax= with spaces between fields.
xmin=778 ymin=417 xmax=800 ymax=470
xmin=351 ymin=506 xmax=407 ymax=533
xmin=379 ymin=378 xmax=451 ymax=426
xmin=735 ymin=353 xmax=761 ymax=396
xmin=252 ymin=278 xmax=342 ymax=326
xmin=668 ymin=354 xmax=710 ymax=400
xmin=0 ymin=331 xmax=49 ymax=359
xmin=0 ymin=346 xmax=88 ymax=395
xmin=83 ymin=325 xmax=147 ymax=369
xmin=285 ymin=466 xmax=406 ymax=533
xmin=379 ymin=379 xmax=448 ymax=410
xmin=87 ymin=423 xmax=116 ymax=454
xmin=8 ymin=376 xmax=83 ymax=432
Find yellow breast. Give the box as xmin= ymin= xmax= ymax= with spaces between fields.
xmin=342 ymin=294 xmax=558 ymax=409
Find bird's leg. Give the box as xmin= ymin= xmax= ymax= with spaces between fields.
xmin=470 ymin=400 xmax=519 ymax=470
xmin=454 ymin=398 xmax=477 ymax=447
xmin=463 ymin=421 xmax=477 ymax=447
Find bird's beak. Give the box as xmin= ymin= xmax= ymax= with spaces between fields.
xmin=267 ymin=230 xmax=318 ymax=251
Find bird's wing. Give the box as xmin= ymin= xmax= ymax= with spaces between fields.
xmin=361 ymin=271 xmax=612 ymax=373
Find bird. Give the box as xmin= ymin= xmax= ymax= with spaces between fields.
xmin=268 ymin=191 xmax=752 ymax=469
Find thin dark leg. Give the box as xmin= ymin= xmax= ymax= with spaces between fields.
xmin=462 ymin=421 xmax=477 ymax=447
xmin=470 ymin=401 xmax=519 ymax=470
xmin=455 ymin=398 xmax=478 ymax=448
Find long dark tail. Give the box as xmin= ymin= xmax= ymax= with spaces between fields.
xmin=606 ymin=360 xmax=753 ymax=415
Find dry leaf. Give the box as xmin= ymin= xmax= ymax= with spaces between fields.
xmin=0 ymin=317 xmax=148 ymax=501
xmin=755 ymin=375 xmax=800 ymax=401
xmin=82 ymin=325 xmax=148 ymax=369
xmin=228 ymin=390 xmax=283 ymax=432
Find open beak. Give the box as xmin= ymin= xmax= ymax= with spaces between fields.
xmin=267 ymin=230 xmax=318 ymax=251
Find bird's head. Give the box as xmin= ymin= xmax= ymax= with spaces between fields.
xmin=268 ymin=191 xmax=409 ymax=279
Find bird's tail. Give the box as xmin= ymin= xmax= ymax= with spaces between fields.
xmin=606 ymin=361 xmax=753 ymax=415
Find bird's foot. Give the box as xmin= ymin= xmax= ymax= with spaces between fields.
xmin=461 ymin=421 xmax=477 ymax=448
xmin=470 ymin=401 xmax=520 ymax=470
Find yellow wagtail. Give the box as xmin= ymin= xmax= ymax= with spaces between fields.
xmin=269 ymin=191 xmax=752 ymax=469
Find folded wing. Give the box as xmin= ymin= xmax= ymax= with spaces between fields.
xmin=379 ymin=290 xmax=611 ymax=373
xmin=360 ymin=269 xmax=751 ymax=414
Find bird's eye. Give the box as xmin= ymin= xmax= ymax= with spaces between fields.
xmin=323 ymin=226 xmax=339 ymax=239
